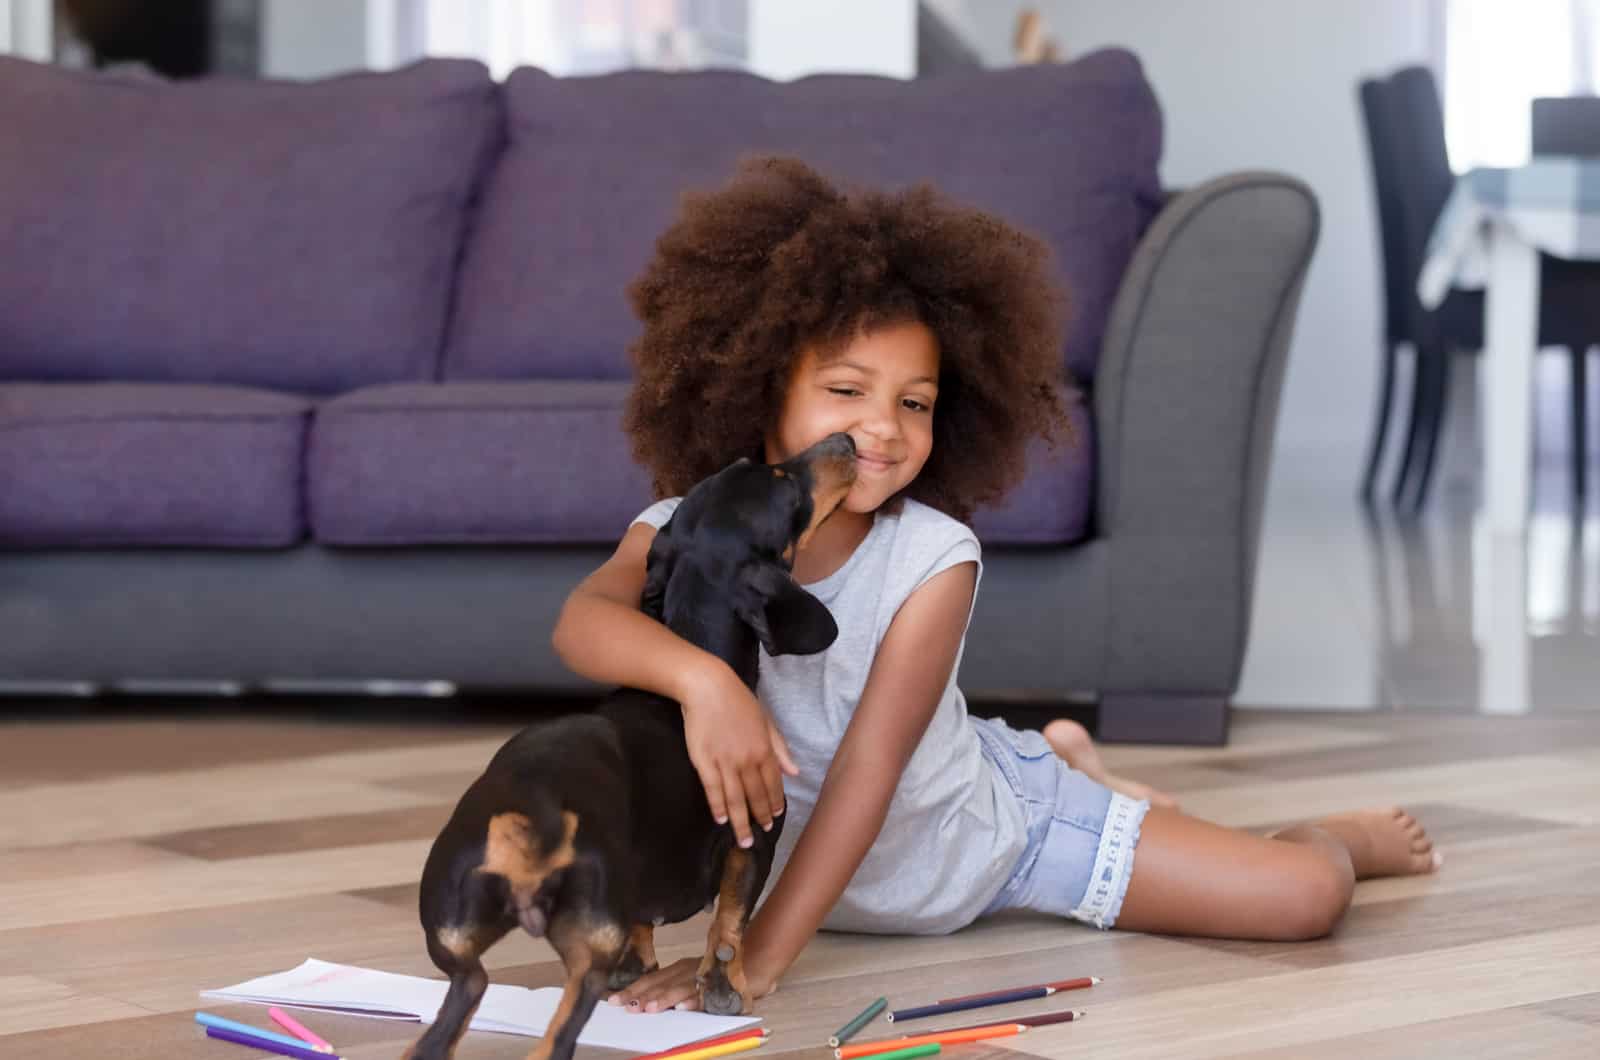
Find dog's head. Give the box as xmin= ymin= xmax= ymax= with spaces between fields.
xmin=642 ymin=433 xmax=857 ymax=657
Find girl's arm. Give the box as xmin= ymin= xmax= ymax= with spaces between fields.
xmin=552 ymin=523 xmax=797 ymax=843
xmin=608 ymin=560 xmax=979 ymax=1010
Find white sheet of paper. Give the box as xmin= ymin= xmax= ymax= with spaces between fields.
xmin=202 ymin=958 xmax=760 ymax=1051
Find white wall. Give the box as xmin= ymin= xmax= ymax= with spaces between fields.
xmin=951 ymin=1 xmax=1436 ymax=480
xmin=262 ymin=0 xmax=371 ymax=79
xmin=748 ymin=0 xmax=915 ymax=80
xmin=3 ymin=0 xmax=51 ymax=60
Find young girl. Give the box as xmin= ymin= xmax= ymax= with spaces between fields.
xmin=551 ymin=156 xmax=1439 ymax=1013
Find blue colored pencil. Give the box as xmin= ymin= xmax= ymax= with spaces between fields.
xmin=886 ymin=987 xmax=1051 ymax=1023
xmin=195 ymin=1012 xmax=339 ymax=1058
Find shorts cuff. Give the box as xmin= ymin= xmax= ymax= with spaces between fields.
xmin=1068 ymin=792 xmax=1149 ymax=930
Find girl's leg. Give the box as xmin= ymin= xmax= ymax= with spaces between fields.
xmin=1115 ymin=806 xmax=1440 ymax=941
xmin=1042 ymin=719 xmax=1178 ymax=809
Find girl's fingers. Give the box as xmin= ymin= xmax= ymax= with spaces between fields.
xmin=741 ymin=764 xmax=775 ymax=832
xmin=759 ymin=759 xmax=785 ymax=823
xmin=696 ymin=766 xmax=730 ymax=826
xmin=769 ymin=723 xmax=800 ymax=778
xmin=721 ymin=769 xmax=754 ymax=848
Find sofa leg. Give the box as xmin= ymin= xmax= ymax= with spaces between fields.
xmin=1097 ymin=693 xmax=1230 ymax=747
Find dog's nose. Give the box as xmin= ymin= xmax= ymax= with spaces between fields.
xmin=820 ymin=432 xmax=855 ymax=457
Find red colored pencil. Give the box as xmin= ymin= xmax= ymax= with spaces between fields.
xmin=633 ymin=1027 xmax=769 ymax=1060
xmin=936 ymin=977 xmax=1099 ymax=1006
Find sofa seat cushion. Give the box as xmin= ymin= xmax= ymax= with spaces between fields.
xmin=0 ymin=57 xmax=499 ymax=393
xmin=308 ymin=382 xmax=655 ymax=545
xmin=443 ymin=48 xmax=1163 ymax=385
xmin=0 ymin=383 xmax=309 ymax=547
xmin=973 ymin=395 xmax=1094 ymax=546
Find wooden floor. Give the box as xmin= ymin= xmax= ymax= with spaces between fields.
xmin=3 ymin=706 xmax=1600 ymax=1059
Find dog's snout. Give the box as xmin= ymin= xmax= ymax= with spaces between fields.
xmin=820 ymin=432 xmax=855 ymax=458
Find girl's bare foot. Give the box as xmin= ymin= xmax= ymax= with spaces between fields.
xmin=1042 ymin=719 xmax=1179 ymax=810
xmin=1302 ymin=807 xmax=1442 ymax=879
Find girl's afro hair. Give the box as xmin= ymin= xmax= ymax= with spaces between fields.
xmin=622 ymin=155 xmax=1077 ymax=524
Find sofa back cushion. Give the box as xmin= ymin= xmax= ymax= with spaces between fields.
xmin=443 ymin=48 xmax=1163 ymax=384
xmin=0 ymin=57 xmax=500 ymax=393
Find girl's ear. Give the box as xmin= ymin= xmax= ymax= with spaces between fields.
xmin=640 ymin=518 xmax=677 ymax=620
xmin=735 ymin=562 xmax=838 ymax=657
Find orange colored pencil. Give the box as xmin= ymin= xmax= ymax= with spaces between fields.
xmin=936 ymin=977 xmax=1099 ymax=1005
xmin=835 ymin=1022 xmax=1025 ymax=1059
xmin=634 ymin=1027 xmax=769 ymax=1060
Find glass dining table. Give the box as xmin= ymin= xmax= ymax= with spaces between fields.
xmin=1417 ymin=157 xmax=1600 ymax=536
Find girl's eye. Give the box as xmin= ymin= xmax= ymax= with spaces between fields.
xmin=903 ymin=399 xmax=931 ymax=413
xmin=826 ymin=387 xmax=861 ymax=398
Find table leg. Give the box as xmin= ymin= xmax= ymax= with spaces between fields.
xmin=1481 ymin=230 xmax=1538 ymax=535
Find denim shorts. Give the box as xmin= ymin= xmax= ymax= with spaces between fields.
xmin=972 ymin=716 xmax=1149 ymax=929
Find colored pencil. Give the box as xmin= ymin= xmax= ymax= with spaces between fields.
xmin=901 ymin=1010 xmax=1085 ymax=1037
xmin=633 ymin=1027 xmax=769 ymax=1060
xmin=836 ymin=1023 xmax=1023 ymax=1059
xmin=269 ymin=1007 xmax=336 ymax=1053
xmin=194 ymin=1012 xmax=335 ymax=1056
xmin=842 ymin=1044 xmax=940 ymax=1060
xmin=887 ymin=986 xmax=1051 ymax=1023
xmin=204 ymin=1024 xmax=343 ymax=1060
xmin=661 ymin=1034 xmax=769 ymax=1060
xmin=936 ymin=977 xmax=1099 ymax=1005
xmin=829 ymin=997 xmax=888 ymax=1047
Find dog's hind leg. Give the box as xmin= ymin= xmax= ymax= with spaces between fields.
xmin=697 ymin=848 xmax=759 ymax=1015
xmin=607 ymin=922 xmax=659 ymax=991
xmin=402 ymin=922 xmax=510 ymax=1060
xmin=527 ymin=914 xmax=626 ymax=1060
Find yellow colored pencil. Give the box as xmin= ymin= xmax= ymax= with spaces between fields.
xmin=662 ymin=1034 xmax=769 ymax=1060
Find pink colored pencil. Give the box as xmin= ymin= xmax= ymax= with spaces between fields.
xmin=269 ymin=1007 xmax=336 ymax=1054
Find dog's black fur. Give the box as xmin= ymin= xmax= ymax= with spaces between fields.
xmin=404 ymin=433 xmax=857 ymax=1060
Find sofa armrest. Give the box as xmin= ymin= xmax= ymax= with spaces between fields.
xmin=1091 ymin=171 xmax=1319 ymax=712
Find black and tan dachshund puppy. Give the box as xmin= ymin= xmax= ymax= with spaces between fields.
xmin=404 ymin=433 xmax=857 ymax=1060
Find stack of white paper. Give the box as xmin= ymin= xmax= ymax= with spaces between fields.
xmin=202 ymin=958 xmax=760 ymax=1052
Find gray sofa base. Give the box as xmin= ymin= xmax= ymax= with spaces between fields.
xmin=0 ymin=542 xmax=1230 ymax=743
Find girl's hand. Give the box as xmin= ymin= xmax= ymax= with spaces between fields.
xmin=676 ymin=660 xmax=799 ymax=848
xmin=606 ymin=957 xmax=777 ymax=1013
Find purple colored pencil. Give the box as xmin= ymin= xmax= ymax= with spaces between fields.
xmin=206 ymin=1024 xmax=343 ymax=1060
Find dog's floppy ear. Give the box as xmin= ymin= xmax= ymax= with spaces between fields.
xmin=735 ymin=561 xmax=838 ymax=656
xmin=640 ymin=517 xmax=677 ymax=621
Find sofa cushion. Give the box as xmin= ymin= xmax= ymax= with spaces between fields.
xmin=443 ymin=49 xmax=1164 ymax=385
xmin=0 ymin=383 xmax=309 ymax=547
xmin=973 ymin=396 xmax=1094 ymax=546
xmin=307 ymin=382 xmax=654 ymax=545
xmin=0 ymin=57 xmax=499 ymax=393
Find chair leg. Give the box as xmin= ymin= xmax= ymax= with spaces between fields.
xmin=1573 ymin=346 xmax=1589 ymax=504
xmin=1360 ymin=339 xmax=1400 ymax=503
xmin=1392 ymin=344 xmax=1432 ymax=505
xmin=1400 ymin=343 xmax=1452 ymax=514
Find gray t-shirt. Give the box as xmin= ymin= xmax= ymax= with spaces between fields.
xmin=632 ymin=495 xmax=1026 ymax=934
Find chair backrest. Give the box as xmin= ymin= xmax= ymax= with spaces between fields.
xmin=1388 ymin=66 xmax=1458 ymax=277
xmin=1532 ymin=96 xmax=1600 ymax=157
xmin=1359 ymin=77 xmax=1408 ymax=343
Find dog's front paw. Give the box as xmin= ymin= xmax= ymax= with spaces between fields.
xmin=698 ymin=964 xmax=744 ymax=1016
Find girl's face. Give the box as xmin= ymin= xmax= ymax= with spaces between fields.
xmin=764 ymin=319 xmax=940 ymax=516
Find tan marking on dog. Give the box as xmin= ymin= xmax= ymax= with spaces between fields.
xmin=772 ymin=468 xmax=787 ymax=478
xmin=698 ymin=847 xmax=753 ymax=1011
xmin=436 ymin=925 xmax=477 ymax=960
xmin=480 ymin=810 xmax=580 ymax=895
xmin=628 ymin=923 xmax=658 ymax=971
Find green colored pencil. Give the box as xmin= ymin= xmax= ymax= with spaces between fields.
xmin=829 ymin=996 xmax=889 ymax=1048
xmin=858 ymin=1045 xmax=940 ymax=1060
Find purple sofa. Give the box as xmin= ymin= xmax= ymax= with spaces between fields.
xmin=0 ymin=50 xmax=1317 ymax=744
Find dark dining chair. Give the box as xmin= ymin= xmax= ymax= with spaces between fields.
xmin=1357 ymin=67 xmax=1600 ymax=512
xmin=1532 ymin=96 xmax=1600 ymax=157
